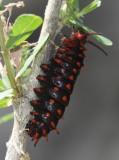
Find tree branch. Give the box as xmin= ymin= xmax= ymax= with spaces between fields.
xmin=5 ymin=0 xmax=64 ymax=160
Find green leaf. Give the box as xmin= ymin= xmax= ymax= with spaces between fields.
xmin=79 ymin=0 xmax=101 ymax=16
xmin=0 ymin=98 xmax=12 ymax=108
xmin=20 ymin=45 xmax=31 ymax=70
xmin=72 ymin=0 xmax=80 ymax=12
xmin=6 ymin=14 xmax=43 ymax=49
xmin=0 ymin=79 xmax=7 ymax=90
xmin=21 ymin=68 xmax=31 ymax=77
xmin=70 ymin=20 xmax=113 ymax=46
xmin=0 ymin=63 xmax=11 ymax=88
xmin=15 ymin=33 xmax=49 ymax=79
xmin=66 ymin=0 xmax=80 ymax=17
xmin=0 ymin=0 xmax=3 ymax=11
xmin=0 ymin=89 xmax=13 ymax=100
xmin=1 ymin=71 xmax=11 ymax=88
xmin=92 ymin=35 xmax=113 ymax=46
xmin=21 ymin=45 xmax=30 ymax=61
xmin=66 ymin=0 xmax=74 ymax=3
xmin=20 ymin=154 xmax=30 ymax=160
xmin=60 ymin=0 xmax=80 ymax=25
xmin=0 ymin=113 xmax=13 ymax=124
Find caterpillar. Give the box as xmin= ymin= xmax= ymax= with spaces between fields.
xmin=25 ymin=29 xmax=107 ymax=146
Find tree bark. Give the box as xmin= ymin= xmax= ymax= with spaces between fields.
xmin=5 ymin=0 xmax=64 ymax=159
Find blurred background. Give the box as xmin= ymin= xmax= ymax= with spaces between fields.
xmin=0 ymin=0 xmax=119 ymax=160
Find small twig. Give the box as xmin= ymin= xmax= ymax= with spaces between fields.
xmin=0 ymin=1 xmax=24 ymax=16
xmin=0 ymin=17 xmax=19 ymax=96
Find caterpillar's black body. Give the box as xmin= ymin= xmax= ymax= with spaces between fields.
xmin=26 ymin=30 xmax=101 ymax=146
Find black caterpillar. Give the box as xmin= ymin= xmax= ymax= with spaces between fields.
xmin=26 ymin=29 xmax=107 ymax=146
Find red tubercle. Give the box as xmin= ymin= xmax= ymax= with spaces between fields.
xmin=68 ymin=56 xmax=73 ymax=60
xmin=57 ymin=75 xmax=62 ymax=79
xmin=30 ymin=112 xmax=40 ymax=116
xmin=31 ymin=120 xmax=37 ymax=123
xmin=78 ymin=54 xmax=83 ymax=58
xmin=73 ymin=68 xmax=77 ymax=73
xmin=45 ymin=136 xmax=48 ymax=141
xmin=31 ymin=100 xmax=39 ymax=104
xmin=34 ymin=88 xmax=43 ymax=92
xmin=54 ymin=128 xmax=59 ymax=134
xmin=54 ymin=59 xmax=62 ymax=64
xmin=41 ymin=65 xmax=49 ymax=69
xmin=50 ymin=99 xmax=55 ymax=104
xmin=69 ymin=75 xmax=74 ymax=80
xmin=61 ymin=116 xmax=64 ymax=120
xmin=76 ymin=62 xmax=81 ymax=67
xmin=41 ymin=122 xmax=45 ymax=126
xmin=80 ymin=47 xmax=85 ymax=50
xmin=37 ymin=76 xmax=46 ymax=80
xmin=42 ymin=129 xmax=47 ymax=135
xmin=62 ymin=96 xmax=68 ymax=102
xmin=61 ymin=68 xmax=65 ymax=71
xmin=51 ymin=121 xmax=55 ymax=127
xmin=57 ymin=109 xmax=62 ymax=115
xmin=33 ymin=133 xmax=40 ymax=139
xmin=71 ymin=32 xmax=86 ymax=41
xmin=66 ymin=83 xmax=71 ymax=90
xmin=34 ymin=139 xmax=40 ymax=147
xmin=45 ymin=112 xmax=51 ymax=117
xmin=54 ymin=87 xmax=59 ymax=91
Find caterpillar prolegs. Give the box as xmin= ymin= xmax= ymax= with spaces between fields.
xmin=25 ymin=29 xmax=107 ymax=146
